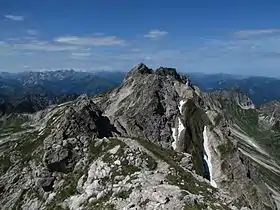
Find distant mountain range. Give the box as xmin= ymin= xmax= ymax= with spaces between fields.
xmin=1 ymin=69 xmax=280 ymax=116
xmin=187 ymin=72 xmax=280 ymax=106
xmin=0 ymin=70 xmax=125 ymax=115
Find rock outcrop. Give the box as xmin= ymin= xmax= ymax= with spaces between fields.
xmin=43 ymin=95 xmax=119 ymax=173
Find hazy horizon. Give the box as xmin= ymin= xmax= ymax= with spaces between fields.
xmin=1 ymin=67 xmax=280 ymax=79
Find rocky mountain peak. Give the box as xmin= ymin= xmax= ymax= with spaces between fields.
xmin=155 ymin=66 xmax=180 ymax=79
xmin=124 ymin=63 xmax=153 ymax=80
xmin=124 ymin=63 xmax=190 ymax=86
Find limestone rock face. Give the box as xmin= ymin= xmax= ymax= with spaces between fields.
xmin=42 ymin=95 xmax=119 ymax=173
xmin=0 ymin=64 xmax=279 ymax=210
xmin=36 ymin=167 xmax=55 ymax=192
xmin=98 ymin=64 xmax=201 ymax=150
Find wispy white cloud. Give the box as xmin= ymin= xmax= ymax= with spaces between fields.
xmin=234 ymin=29 xmax=280 ymax=38
xmin=144 ymin=29 xmax=168 ymax=39
xmin=6 ymin=37 xmax=37 ymax=42
xmin=2 ymin=27 xmax=280 ymax=76
xmin=13 ymin=40 xmax=81 ymax=51
xmin=93 ymin=33 xmax=105 ymax=36
xmin=71 ymin=52 xmax=91 ymax=57
xmin=4 ymin=15 xmax=24 ymax=21
xmin=6 ymin=38 xmax=21 ymax=41
xmin=23 ymin=52 xmax=35 ymax=55
xmin=71 ymin=52 xmax=91 ymax=60
xmin=27 ymin=30 xmax=38 ymax=36
xmin=54 ymin=35 xmax=125 ymax=46
xmin=131 ymin=48 xmax=141 ymax=52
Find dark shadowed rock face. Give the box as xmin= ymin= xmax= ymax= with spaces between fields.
xmin=155 ymin=67 xmax=179 ymax=78
xmin=43 ymin=95 xmax=119 ymax=173
xmin=44 ymin=146 xmax=70 ymax=172
xmin=36 ymin=167 xmax=55 ymax=192
xmin=181 ymin=99 xmax=209 ymax=177
xmin=154 ymin=67 xmax=190 ymax=85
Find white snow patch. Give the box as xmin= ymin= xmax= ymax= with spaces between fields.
xmin=109 ymin=145 xmax=120 ymax=154
xmin=171 ymin=118 xmax=185 ymax=151
xmin=172 ymin=100 xmax=186 ymax=150
xmin=114 ymin=160 xmax=121 ymax=165
xmin=203 ymin=126 xmax=217 ymax=188
xmin=171 ymin=127 xmax=177 ymax=150
xmin=179 ymin=100 xmax=186 ymax=114
xmin=178 ymin=118 xmax=185 ymax=137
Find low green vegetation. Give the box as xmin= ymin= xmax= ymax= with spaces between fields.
xmin=232 ymin=106 xmax=259 ymax=135
xmin=183 ymin=203 xmax=208 ymax=210
xmin=140 ymin=153 xmax=157 ymax=170
xmin=46 ymin=169 xmax=85 ymax=209
xmin=217 ymin=139 xmax=237 ymax=159
xmin=214 ymin=113 xmax=223 ymax=126
xmin=227 ymin=102 xmax=280 ymax=202
xmin=56 ymin=181 xmax=77 ymax=201
xmin=116 ymin=188 xmax=132 ymax=199
xmin=0 ymin=155 xmax=11 ymax=174
xmin=0 ymin=114 xmax=30 ymax=133
xmin=17 ymin=131 xmax=43 ymax=164
xmin=101 ymin=138 xmax=141 ymax=183
xmin=44 ymin=200 xmax=65 ymax=210
xmin=135 ymin=138 xmax=214 ymax=196
xmin=231 ymin=105 xmax=280 ymax=162
xmin=89 ymin=137 xmax=126 ymax=161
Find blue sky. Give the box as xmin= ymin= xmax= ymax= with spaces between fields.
xmin=1 ymin=0 xmax=280 ymax=76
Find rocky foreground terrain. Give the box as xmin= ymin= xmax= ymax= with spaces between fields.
xmin=0 ymin=64 xmax=280 ymax=209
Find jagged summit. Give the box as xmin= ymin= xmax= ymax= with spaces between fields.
xmin=124 ymin=63 xmax=190 ymax=85
xmin=124 ymin=63 xmax=153 ymax=80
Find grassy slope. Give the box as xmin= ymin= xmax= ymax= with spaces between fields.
xmin=228 ymin=104 xmax=280 ymax=193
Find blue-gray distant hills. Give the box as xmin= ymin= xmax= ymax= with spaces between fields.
xmin=1 ymin=69 xmax=280 ymax=115
xmin=0 ymin=70 xmax=126 ymax=115
xmin=186 ymin=72 xmax=280 ymax=106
